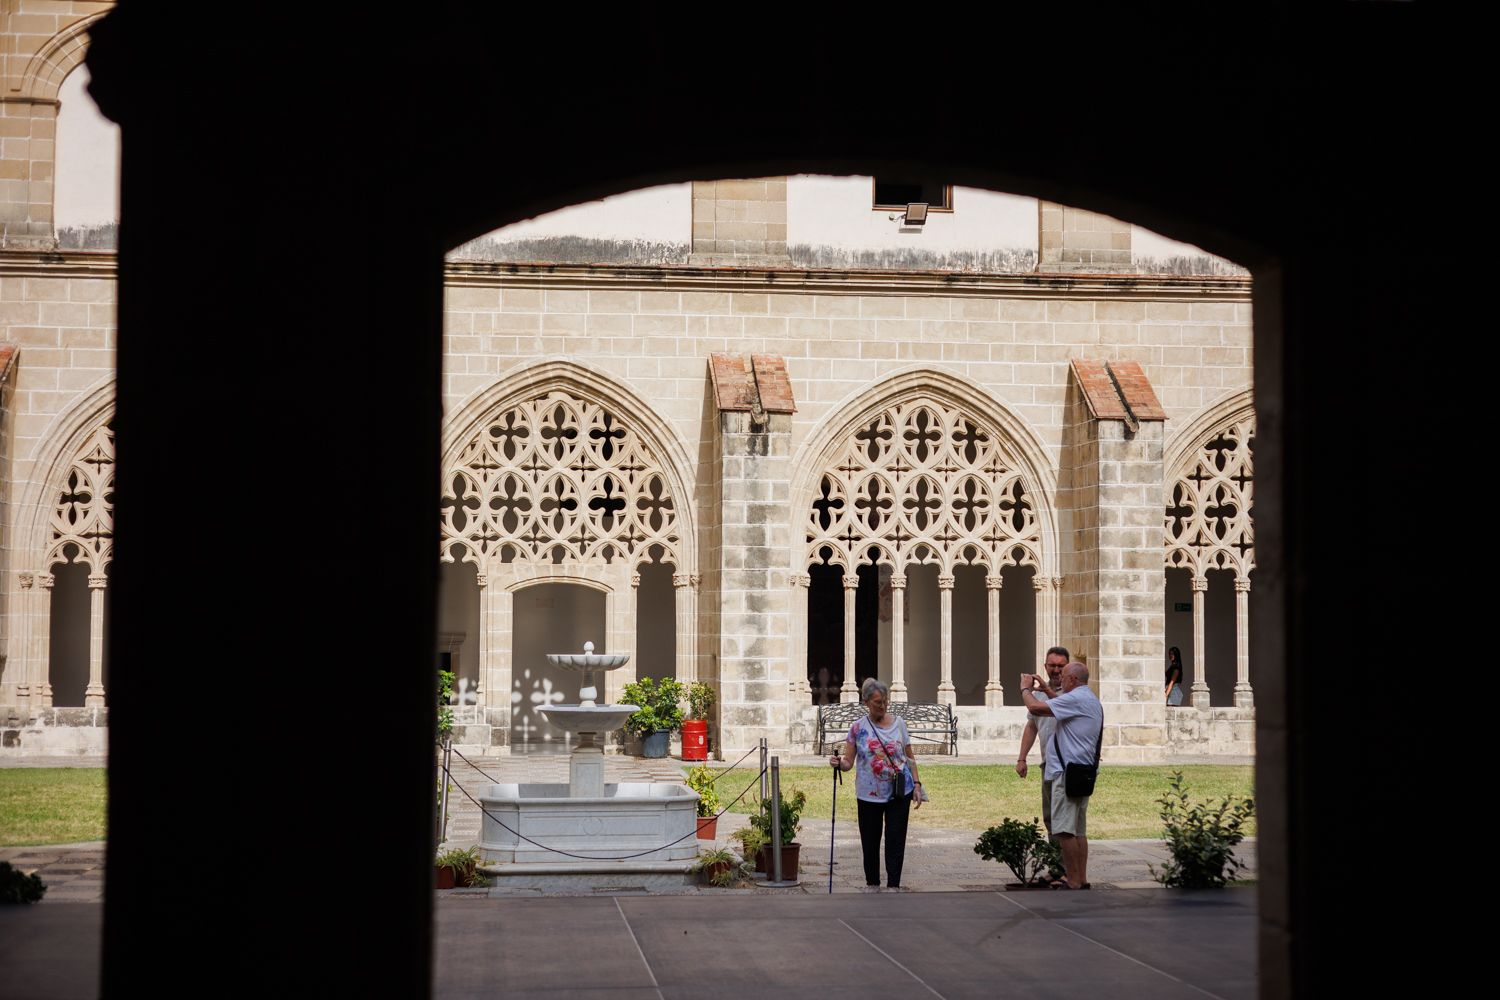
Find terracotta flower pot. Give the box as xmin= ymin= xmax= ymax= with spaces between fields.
xmin=701 ymin=860 xmax=734 ymax=884
xmin=434 ymin=866 xmax=456 ymax=890
xmin=757 ymin=842 xmax=800 ymax=877
xmin=696 ymin=815 xmax=718 ymax=840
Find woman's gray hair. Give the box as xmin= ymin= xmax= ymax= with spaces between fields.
xmin=860 ymin=677 xmax=890 ymax=703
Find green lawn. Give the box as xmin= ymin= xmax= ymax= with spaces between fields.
xmin=0 ymin=768 xmax=107 ymax=846
xmin=699 ymin=764 xmax=1254 ymax=840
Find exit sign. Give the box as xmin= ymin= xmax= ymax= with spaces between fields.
xmin=1174 ymin=602 xmax=1191 ymax=612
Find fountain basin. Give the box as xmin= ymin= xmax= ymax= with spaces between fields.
xmin=537 ymin=704 xmax=638 ymax=736
xmin=478 ymin=782 xmax=700 ymax=864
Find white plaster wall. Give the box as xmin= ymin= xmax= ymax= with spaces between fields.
xmin=1132 ymin=224 xmax=1244 ymax=271
xmin=788 ymin=176 xmax=1037 ymax=252
xmin=473 ymin=184 xmax=691 ymax=243
xmin=53 ymin=67 xmax=120 ymax=234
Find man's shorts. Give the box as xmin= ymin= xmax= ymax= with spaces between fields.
xmin=1049 ymin=775 xmax=1088 ymax=837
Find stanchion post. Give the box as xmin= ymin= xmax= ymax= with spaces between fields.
xmin=769 ymin=755 xmax=782 ymax=883
xmin=438 ymin=737 xmax=452 ymax=845
xmin=760 ymin=738 xmax=768 ymax=803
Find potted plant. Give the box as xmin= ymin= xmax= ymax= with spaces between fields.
xmin=1150 ymin=770 xmax=1256 ymax=888
xmin=681 ymin=681 xmax=714 ymax=761
xmin=684 ymin=764 xmax=723 ymax=839
xmin=749 ymin=787 xmax=806 ymax=876
xmin=728 ymin=825 xmax=770 ymax=875
xmin=692 ymin=846 xmax=737 ymax=885
xmin=621 ymin=676 xmax=685 ymax=758
xmin=435 ymin=846 xmax=490 ymax=889
xmin=973 ymin=817 xmax=1062 ymax=889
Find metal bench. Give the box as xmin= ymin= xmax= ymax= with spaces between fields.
xmin=816 ymin=700 xmax=958 ymax=756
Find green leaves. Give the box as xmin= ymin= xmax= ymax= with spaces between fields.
xmin=437 ymin=668 xmax=456 ymax=740
xmin=974 ymin=817 xmax=1054 ymax=885
xmin=687 ymin=681 xmax=716 ymax=721
xmin=750 ymin=787 xmax=807 ymax=845
xmin=1151 ymin=770 xmax=1255 ymax=889
xmin=684 ymin=764 xmax=722 ymax=818
xmin=621 ymin=676 xmax=686 ymax=737
xmin=0 ymin=861 xmax=46 ymax=904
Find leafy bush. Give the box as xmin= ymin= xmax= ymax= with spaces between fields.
xmin=750 ymin=787 xmax=807 ymax=846
xmin=1151 ymin=770 xmax=1255 ymax=888
xmin=728 ymin=825 xmax=768 ymax=865
xmin=684 ymin=764 xmax=722 ymax=818
xmin=687 ymin=681 xmax=716 ymax=721
xmin=437 ymin=668 xmax=455 ymax=740
xmin=974 ymin=817 xmax=1055 ymax=885
xmin=435 ymin=845 xmax=489 ymax=888
xmin=0 ymin=861 xmax=46 ymax=904
xmin=621 ymin=677 xmax=686 ymax=736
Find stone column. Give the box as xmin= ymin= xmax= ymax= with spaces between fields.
xmin=937 ymin=573 xmax=956 ymax=706
xmin=889 ymin=574 xmax=907 ymax=698
xmin=35 ymin=571 xmax=54 ymax=708
xmin=15 ymin=572 xmax=33 ymax=713
xmin=985 ymin=573 xmax=1003 ymax=707
xmin=86 ymin=574 xmax=108 ymax=707
xmin=1190 ymin=575 xmax=1210 ymax=709
xmin=1234 ymin=577 xmax=1253 ymax=708
xmin=486 ymin=584 xmax=514 ymax=742
xmin=474 ymin=572 xmax=489 ymax=709
xmin=1033 ymin=575 xmax=1051 ymax=665
xmin=790 ymin=573 xmax=810 ymax=697
xmin=672 ymin=572 xmax=699 ymax=685
xmin=840 ymin=573 xmax=860 ymax=703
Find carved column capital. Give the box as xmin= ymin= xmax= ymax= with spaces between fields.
xmin=792 ymin=572 xmax=811 ymax=588
xmin=672 ymin=573 xmax=691 ymax=589
xmin=630 ymin=572 xmax=642 ymax=589
xmin=36 ymin=572 xmax=54 ymax=590
xmin=475 ymin=572 xmax=487 ymax=589
xmin=18 ymin=572 xmax=33 ymax=590
xmin=888 ymin=575 xmax=906 ymax=590
xmin=1191 ymin=576 xmax=1208 ymax=592
xmin=1032 ymin=575 xmax=1048 ymax=592
xmin=842 ymin=574 xmax=861 ymax=590
xmin=88 ymin=574 xmax=108 ymax=590
xmin=1051 ymin=576 xmax=1063 ymax=591
xmin=1234 ymin=577 xmax=1251 ymax=593
xmin=938 ymin=574 xmax=955 ymax=590
xmin=689 ymin=573 xmax=701 ymax=589
xmin=985 ymin=574 xmax=1003 ymax=590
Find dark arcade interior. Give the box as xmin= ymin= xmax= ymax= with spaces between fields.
xmin=82 ymin=5 xmax=1433 ymax=996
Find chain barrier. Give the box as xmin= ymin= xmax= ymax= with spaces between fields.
xmin=439 ymin=755 xmax=768 ymax=862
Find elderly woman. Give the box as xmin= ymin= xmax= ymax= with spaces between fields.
xmin=828 ymin=677 xmax=923 ymax=889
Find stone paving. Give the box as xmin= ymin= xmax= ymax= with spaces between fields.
xmin=1 ymin=750 xmax=1256 ymax=901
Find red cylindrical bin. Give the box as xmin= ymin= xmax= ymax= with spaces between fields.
xmin=681 ymin=719 xmax=708 ymax=760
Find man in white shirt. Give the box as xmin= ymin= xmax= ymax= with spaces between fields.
xmin=1020 ymin=662 xmax=1103 ymax=890
xmin=1015 ymin=647 xmax=1070 ymax=846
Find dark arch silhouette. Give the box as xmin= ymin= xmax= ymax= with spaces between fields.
xmin=86 ymin=5 xmax=1429 ymax=996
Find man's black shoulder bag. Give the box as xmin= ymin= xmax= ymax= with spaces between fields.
xmin=1051 ymin=708 xmax=1103 ymax=798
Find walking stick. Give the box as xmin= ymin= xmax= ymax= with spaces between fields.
xmin=829 ymin=759 xmax=842 ymax=894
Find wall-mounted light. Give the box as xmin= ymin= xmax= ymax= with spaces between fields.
xmin=903 ymin=202 xmax=929 ymax=226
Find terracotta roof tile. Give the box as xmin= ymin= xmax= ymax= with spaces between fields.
xmin=1069 ymin=357 xmax=1166 ymax=424
xmin=1106 ymin=359 xmax=1167 ymax=421
xmin=709 ymin=353 xmax=797 ymax=414
xmin=0 ymin=344 xmax=17 ymax=386
xmin=1070 ymin=358 xmax=1128 ymax=420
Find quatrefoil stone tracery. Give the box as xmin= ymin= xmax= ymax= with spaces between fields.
xmin=48 ymin=423 xmax=114 ymax=573
xmin=806 ymin=400 xmax=1040 ymax=574
xmin=1164 ymin=416 xmax=1255 ymax=580
xmin=441 ymin=391 xmax=680 ymax=569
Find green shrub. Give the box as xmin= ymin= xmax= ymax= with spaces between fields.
xmin=435 ymin=845 xmax=489 ymax=888
xmin=684 ymin=765 xmax=722 ymax=818
xmin=437 ymin=668 xmax=455 ymax=740
xmin=0 ymin=861 xmax=46 ymax=904
xmin=750 ymin=787 xmax=806 ymax=846
xmin=1151 ymin=770 xmax=1255 ymax=889
xmin=687 ymin=681 xmax=716 ymax=721
xmin=621 ymin=677 xmax=686 ymax=736
xmin=974 ymin=817 xmax=1054 ymax=885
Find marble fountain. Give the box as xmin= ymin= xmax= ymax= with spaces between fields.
xmin=476 ymin=643 xmax=699 ymax=887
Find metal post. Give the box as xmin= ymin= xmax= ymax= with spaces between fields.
xmin=770 ymin=756 xmax=782 ymax=882
xmin=438 ymin=738 xmax=452 ymax=844
xmin=759 ymin=738 xmax=768 ymax=803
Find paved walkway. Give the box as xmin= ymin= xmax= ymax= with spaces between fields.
xmin=1 ymin=751 xmax=1256 ymax=901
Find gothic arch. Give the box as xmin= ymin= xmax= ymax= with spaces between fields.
xmin=16 ymin=376 xmax=115 ymax=572
xmin=791 ymin=368 xmax=1058 ymax=576
xmin=16 ymin=12 xmax=106 ymax=101
xmin=1164 ymin=389 xmax=1255 ymax=580
xmin=439 ymin=358 xmax=697 ymax=575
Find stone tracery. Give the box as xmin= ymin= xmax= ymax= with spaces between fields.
xmin=46 ymin=422 xmax=114 ymax=573
xmin=805 ymin=400 xmax=1040 ymax=573
xmin=440 ymin=391 xmax=681 ymax=571
xmin=1164 ymin=416 xmax=1254 ymax=580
